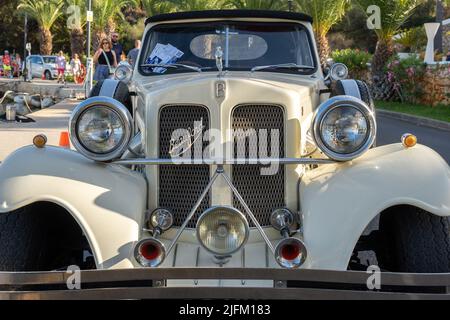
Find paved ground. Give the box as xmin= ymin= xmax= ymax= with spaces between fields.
xmin=377 ymin=114 xmax=450 ymax=164
xmin=0 ymin=99 xmax=77 ymax=161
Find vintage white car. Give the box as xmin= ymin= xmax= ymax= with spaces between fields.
xmin=0 ymin=10 xmax=449 ymax=284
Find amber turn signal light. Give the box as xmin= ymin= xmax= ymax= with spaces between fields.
xmin=401 ymin=133 xmax=417 ymax=148
xmin=33 ymin=134 xmax=47 ymax=148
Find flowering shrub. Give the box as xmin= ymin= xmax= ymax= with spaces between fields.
xmin=385 ymin=55 xmax=426 ymax=104
xmin=331 ymin=49 xmax=372 ymax=79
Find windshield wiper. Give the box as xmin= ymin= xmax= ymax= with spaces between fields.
xmin=251 ymin=63 xmax=315 ymax=73
xmin=140 ymin=63 xmax=203 ymax=73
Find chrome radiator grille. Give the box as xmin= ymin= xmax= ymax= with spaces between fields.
xmin=159 ymin=105 xmax=210 ymax=228
xmin=232 ymin=105 xmax=285 ymax=227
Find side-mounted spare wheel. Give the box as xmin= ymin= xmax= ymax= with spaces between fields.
xmin=332 ymin=79 xmax=376 ymax=146
xmin=378 ymin=206 xmax=450 ymax=273
xmin=332 ymin=79 xmax=375 ymax=112
xmin=90 ymin=79 xmax=132 ymax=113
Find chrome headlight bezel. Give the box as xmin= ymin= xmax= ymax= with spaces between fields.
xmin=312 ymin=95 xmax=376 ymax=162
xmin=69 ymin=96 xmax=133 ymax=162
xmin=114 ymin=61 xmax=133 ymax=83
xmin=196 ymin=206 xmax=250 ymax=256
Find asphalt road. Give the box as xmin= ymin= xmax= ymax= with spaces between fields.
xmin=377 ymin=114 xmax=450 ymax=164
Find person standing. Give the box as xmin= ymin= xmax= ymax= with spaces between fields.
xmin=56 ymin=51 xmax=67 ymax=84
xmin=14 ymin=53 xmax=22 ymax=78
xmin=2 ymin=51 xmax=12 ymax=78
xmin=70 ymin=54 xmax=82 ymax=78
xmin=111 ymin=32 xmax=123 ymax=60
xmin=93 ymin=38 xmax=117 ymax=81
xmin=127 ymin=40 xmax=141 ymax=68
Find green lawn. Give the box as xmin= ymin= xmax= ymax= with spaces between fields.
xmin=375 ymin=101 xmax=450 ymax=123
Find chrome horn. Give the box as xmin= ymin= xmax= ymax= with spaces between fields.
xmin=134 ymin=209 xmax=174 ymax=267
xmin=271 ymin=209 xmax=307 ymax=269
xmin=134 ymin=238 xmax=166 ymax=268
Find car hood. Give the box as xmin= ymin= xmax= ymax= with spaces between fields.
xmin=135 ymin=71 xmax=322 ymax=96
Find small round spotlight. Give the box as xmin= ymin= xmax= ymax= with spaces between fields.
xmin=148 ymin=208 xmax=174 ymax=231
xmin=196 ymin=206 xmax=249 ymax=256
xmin=134 ymin=238 xmax=166 ymax=267
xmin=270 ymin=208 xmax=295 ymax=231
xmin=275 ymin=238 xmax=307 ymax=269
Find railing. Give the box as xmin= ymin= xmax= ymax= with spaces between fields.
xmin=1 ymin=268 xmax=449 ymax=300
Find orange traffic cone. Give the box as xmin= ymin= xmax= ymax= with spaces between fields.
xmin=42 ymin=73 xmax=46 ymax=80
xmin=59 ymin=132 xmax=70 ymax=148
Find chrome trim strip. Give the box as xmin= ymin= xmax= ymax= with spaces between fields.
xmin=113 ymin=158 xmax=336 ymax=166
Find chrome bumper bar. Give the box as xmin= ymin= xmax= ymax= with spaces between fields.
xmin=1 ymin=268 xmax=449 ymax=300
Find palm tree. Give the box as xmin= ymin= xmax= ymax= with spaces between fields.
xmin=65 ymin=0 xmax=86 ymax=58
xmin=17 ymin=0 xmax=64 ymax=55
xmin=295 ymin=0 xmax=350 ymax=66
xmin=227 ymin=0 xmax=288 ymax=9
xmin=166 ymin=0 xmax=228 ymax=11
xmin=355 ymin=0 xmax=423 ymax=77
xmin=135 ymin=0 xmax=176 ymax=16
xmin=92 ymin=0 xmax=130 ymax=49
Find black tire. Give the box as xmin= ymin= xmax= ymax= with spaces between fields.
xmin=90 ymin=80 xmax=132 ymax=113
xmin=0 ymin=207 xmax=50 ymax=271
xmin=44 ymin=70 xmax=52 ymax=80
xmin=333 ymin=79 xmax=375 ymax=111
xmin=378 ymin=207 xmax=450 ymax=273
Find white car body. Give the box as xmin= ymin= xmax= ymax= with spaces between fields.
xmin=0 ymin=11 xmax=449 ymax=284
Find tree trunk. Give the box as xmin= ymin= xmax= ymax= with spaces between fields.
xmin=40 ymin=27 xmax=53 ymax=55
xmin=372 ymin=39 xmax=394 ymax=77
xmin=370 ymin=39 xmax=396 ymax=101
xmin=316 ymin=32 xmax=330 ymax=68
xmin=105 ymin=18 xmax=117 ymax=38
xmin=70 ymin=28 xmax=85 ymax=58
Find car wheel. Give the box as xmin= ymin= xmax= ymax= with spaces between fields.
xmin=90 ymin=79 xmax=132 ymax=113
xmin=44 ymin=70 xmax=52 ymax=80
xmin=378 ymin=207 xmax=450 ymax=273
xmin=0 ymin=207 xmax=50 ymax=271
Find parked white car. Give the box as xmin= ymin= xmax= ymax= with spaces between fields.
xmin=25 ymin=55 xmax=59 ymax=80
xmin=0 ymin=10 xmax=449 ymax=284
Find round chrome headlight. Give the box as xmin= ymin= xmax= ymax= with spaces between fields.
xmin=330 ymin=63 xmax=348 ymax=81
xmin=114 ymin=61 xmax=133 ymax=83
xmin=312 ymin=96 xmax=376 ymax=161
xmin=70 ymin=97 xmax=133 ymax=161
xmin=196 ymin=207 xmax=249 ymax=256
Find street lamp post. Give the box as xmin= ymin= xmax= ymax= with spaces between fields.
xmin=85 ymin=0 xmax=94 ymax=96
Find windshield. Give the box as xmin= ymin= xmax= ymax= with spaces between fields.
xmin=139 ymin=21 xmax=316 ymax=75
xmin=43 ymin=57 xmax=56 ymax=64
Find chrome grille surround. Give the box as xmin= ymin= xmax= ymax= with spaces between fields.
xmin=232 ymin=104 xmax=285 ymax=227
xmin=159 ymin=105 xmax=210 ymax=228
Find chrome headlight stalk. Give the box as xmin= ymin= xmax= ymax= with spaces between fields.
xmin=69 ymin=96 xmax=133 ymax=162
xmin=312 ymin=95 xmax=376 ymax=162
xmin=114 ymin=61 xmax=133 ymax=84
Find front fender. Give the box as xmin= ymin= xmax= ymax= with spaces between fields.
xmin=0 ymin=146 xmax=147 ymax=269
xmin=301 ymin=143 xmax=450 ymax=271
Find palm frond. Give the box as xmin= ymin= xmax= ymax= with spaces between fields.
xmin=17 ymin=0 xmax=64 ymax=30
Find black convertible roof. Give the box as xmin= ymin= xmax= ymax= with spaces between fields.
xmin=145 ymin=10 xmax=313 ymax=24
